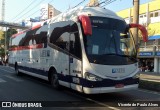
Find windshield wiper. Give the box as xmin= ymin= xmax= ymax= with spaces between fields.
xmin=103 ymin=54 xmax=137 ymax=61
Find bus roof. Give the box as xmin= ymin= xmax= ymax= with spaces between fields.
xmin=50 ymin=6 xmax=124 ymax=23
xmin=12 ymin=7 xmax=124 ymax=38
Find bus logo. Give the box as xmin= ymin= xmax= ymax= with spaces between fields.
xmin=112 ymin=68 xmax=125 ymax=73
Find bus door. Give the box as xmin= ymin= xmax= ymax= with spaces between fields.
xmin=49 ymin=21 xmax=71 ymax=87
xmin=69 ymin=22 xmax=83 ymax=92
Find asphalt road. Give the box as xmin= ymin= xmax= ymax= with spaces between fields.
xmin=0 ymin=66 xmax=160 ymax=110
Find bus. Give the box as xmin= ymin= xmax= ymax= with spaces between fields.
xmin=9 ymin=7 xmax=148 ymax=94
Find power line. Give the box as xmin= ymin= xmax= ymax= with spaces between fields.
xmin=11 ymin=0 xmax=37 ymax=21
xmin=13 ymin=0 xmax=46 ymax=22
xmin=96 ymin=0 xmax=117 ymax=7
xmin=23 ymin=0 xmax=54 ymax=20
xmin=105 ymin=0 xmax=117 ymax=6
xmin=72 ymin=0 xmax=86 ymax=9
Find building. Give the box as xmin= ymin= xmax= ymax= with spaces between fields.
xmin=40 ymin=4 xmax=61 ymax=21
xmin=87 ymin=0 xmax=99 ymax=7
xmin=18 ymin=4 xmax=61 ymax=32
xmin=117 ymin=0 xmax=160 ymax=72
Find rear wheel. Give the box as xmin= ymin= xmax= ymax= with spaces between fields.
xmin=50 ymin=70 xmax=60 ymax=89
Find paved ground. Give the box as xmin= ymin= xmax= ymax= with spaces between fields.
xmin=140 ymin=72 xmax=160 ymax=82
xmin=0 ymin=66 xmax=159 ymax=110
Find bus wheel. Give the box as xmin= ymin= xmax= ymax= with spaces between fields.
xmin=15 ymin=64 xmax=21 ymax=76
xmin=50 ymin=70 xmax=60 ymax=89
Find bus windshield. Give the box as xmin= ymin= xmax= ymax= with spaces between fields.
xmin=83 ymin=17 xmax=137 ymax=65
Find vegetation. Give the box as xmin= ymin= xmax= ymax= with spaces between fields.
xmin=0 ymin=28 xmax=17 ymax=58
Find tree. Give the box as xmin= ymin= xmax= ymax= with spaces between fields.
xmin=6 ymin=28 xmax=17 ymax=49
xmin=0 ymin=30 xmax=5 ymax=57
xmin=0 ymin=28 xmax=17 ymax=57
xmin=0 ymin=30 xmax=4 ymax=40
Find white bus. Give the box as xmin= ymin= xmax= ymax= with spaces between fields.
xmin=9 ymin=7 xmax=147 ymax=94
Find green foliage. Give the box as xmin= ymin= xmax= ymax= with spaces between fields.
xmin=0 ymin=28 xmax=17 ymax=57
xmin=0 ymin=30 xmax=4 ymax=40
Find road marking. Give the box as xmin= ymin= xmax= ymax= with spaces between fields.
xmin=0 ymin=78 xmax=6 ymax=83
xmin=0 ymin=68 xmax=14 ymax=73
xmin=64 ymin=90 xmax=120 ymax=110
xmin=4 ymin=75 xmax=23 ymax=82
xmin=138 ymin=89 xmax=160 ymax=96
xmin=85 ymin=97 xmax=120 ymax=110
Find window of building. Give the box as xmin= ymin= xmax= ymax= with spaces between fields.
xmin=131 ymin=17 xmax=133 ymax=22
xmin=155 ymin=12 xmax=159 ymax=17
xmin=150 ymin=13 xmax=153 ymax=18
xmin=139 ymin=15 xmax=143 ymax=18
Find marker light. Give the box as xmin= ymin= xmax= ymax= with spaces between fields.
xmin=78 ymin=15 xmax=92 ymax=36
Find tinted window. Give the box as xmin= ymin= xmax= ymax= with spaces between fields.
xmin=70 ymin=23 xmax=82 ymax=59
xmin=83 ymin=17 xmax=136 ymax=65
xmin=49 ymin=22 xmax=82 ymax=59
xmin=21 ymin=28 xmax=40 ymax=46
xmin=50 ymin=23 xmax=70 ymax=51
xmin=11 ymin=25 xmax=48 ymax=47
xmin=10 ymin=33 xmax=25 ymax=48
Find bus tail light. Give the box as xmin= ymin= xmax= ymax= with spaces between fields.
xmin=129 ymin=23 xmax=148 ymax=42
xmin=78 ymin=15 xmax=92 ymax=36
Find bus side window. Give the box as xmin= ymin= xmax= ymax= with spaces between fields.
xmin=55 ymin=33 xmax=70 ymax=51
xmin=70 ymin=23 xmax=82 ymax=60
xmin=36 ymin=25 xmax=48 ymax=44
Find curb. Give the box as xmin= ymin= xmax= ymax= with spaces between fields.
xmin=139 ymin=79 xmax=160 ymax=92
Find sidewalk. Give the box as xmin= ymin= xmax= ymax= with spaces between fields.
xmin=140 ymin=72 xmax=160 ymax=83
xmin=139 ymin=72 xmax=160 ymax=92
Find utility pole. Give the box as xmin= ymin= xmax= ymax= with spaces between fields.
xmin=4 ymin=27 xmax=7 ymax=61
xmin=133 ymin=0 xmax=139 ymax=46
xmin=2 ymin=0 xmax=5 ymax=22
xmin=0 ymin=0 xmax=5 ymax=59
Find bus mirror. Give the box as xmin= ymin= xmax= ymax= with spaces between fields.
xmin=129 ymin=23 xmax=148 ymax=42
xmin=78 ymin=15 xmax=92 ymax=36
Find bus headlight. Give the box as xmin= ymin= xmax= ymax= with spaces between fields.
xmin=85 ymin=72 xmax=103 ymax=81
xmin=132 ymin=73 xmax=140 ymax=79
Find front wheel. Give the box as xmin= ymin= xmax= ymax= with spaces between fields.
xmin=50 ymin=70 xmax=60 ymax=89
xmin=15 ymin=64 xmax=21 ymax=76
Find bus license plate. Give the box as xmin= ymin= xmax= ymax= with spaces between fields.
xmin=115 ymin=84 xmax=124 ymax=88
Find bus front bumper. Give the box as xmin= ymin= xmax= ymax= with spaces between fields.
xmin=83 ymin=84 xmax=138 ymax=94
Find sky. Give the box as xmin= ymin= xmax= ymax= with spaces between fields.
xmin=3 ymin=0 xmax=152 ymax=23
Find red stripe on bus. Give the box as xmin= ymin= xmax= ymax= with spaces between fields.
xmin=9 ymin=44 xmax=43 ymax=51
xmin=31 ymin=24 xmax=41 ymax=30
xmin=12 ymin=31 xmax=24 ymax=38
xmin=11 ymin=24 xmax=41 ymax=38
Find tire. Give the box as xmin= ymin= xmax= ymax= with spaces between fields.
xmin=15 ymin=64 xmax=21 ymax=76
xmin=50 ymin=70 xmax=60 ymax=89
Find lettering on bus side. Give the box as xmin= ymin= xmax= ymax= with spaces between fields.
xmin=40 ymin=50 xmax=50 ymax=57
xmin=73 ymin=70 xmax=81 ymax=74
